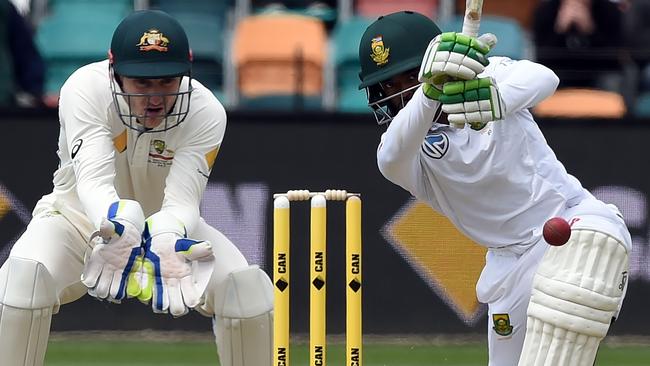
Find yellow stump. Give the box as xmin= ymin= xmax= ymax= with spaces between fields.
xmin=274 ymin=196 xmax=291 ymax=366
xmin=310 ymin=195 xmax=327 ymax=366
xmin=346 ymin=196 xmax=362 ymax=366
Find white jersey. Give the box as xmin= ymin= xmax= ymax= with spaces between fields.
xmin=377 ymin=57 xmax=588 ymax=250
xmin=35 ymin=60 xmax=225 ymax=238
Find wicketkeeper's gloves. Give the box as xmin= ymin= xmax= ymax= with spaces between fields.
xmin=126 ymin=211 xmax=215 ymax=317
xmin=82 ymin=199 xmax=145 ymax=302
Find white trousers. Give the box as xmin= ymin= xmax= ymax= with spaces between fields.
xmin=7 ymin=206 xmax=250 ymax=311
xmin=476 ymin=196 xmax=631 ymax=366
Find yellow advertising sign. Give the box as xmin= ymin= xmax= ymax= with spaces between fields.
xmin=383 ymin=199 xmax=487 ymax=324
xmin=0 ymin=191 xmax=9 ymax=219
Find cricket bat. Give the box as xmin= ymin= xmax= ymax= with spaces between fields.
xmin=451 ymin=0 xmax=485 ymax=128
xmin=462 ymin=0 xmax=484 ymax=38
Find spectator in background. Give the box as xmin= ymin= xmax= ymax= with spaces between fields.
xmin=533 ymin=0 xmax=627 ymax=90
xmin=0 ymin=0 xmax=45 ymax=107
xmin=623 ymin=0 xmax=650 ymax=99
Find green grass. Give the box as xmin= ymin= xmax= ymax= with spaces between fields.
xmin=44 ymin=337 xmax=650 ymax=366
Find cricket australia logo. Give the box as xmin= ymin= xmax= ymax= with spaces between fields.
xmin=148 ymin=139 xmax=174 ymax=167
xmin=492 ymin=314 xmax=513 ymax=336
xmin=370 ymin=36 xmax=389 ymax=66
xmin=422 ymin=132 xmax=449 ymax=159
xmin=137 ymin=29 xmax=169 ymax=52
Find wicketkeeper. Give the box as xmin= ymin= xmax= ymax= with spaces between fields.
xmin=0 ymin=10 xmax=273 ymax=366
xmin=358 ymin=11 xmax=631 ymax=366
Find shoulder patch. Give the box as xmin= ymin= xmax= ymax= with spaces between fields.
xmin=113 ymin=130 xmax=127 ymax=153
xmin=205 ymin=146 xmax=220 ymax=170
xmin=422 ymin=132 xmax=449 ymax=159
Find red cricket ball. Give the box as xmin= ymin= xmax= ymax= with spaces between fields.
xmin=543 ymin=217 xmax=571 ymax=246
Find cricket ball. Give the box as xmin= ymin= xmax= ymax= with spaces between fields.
xmin=543 ymin=217 xmax=571 ymax=246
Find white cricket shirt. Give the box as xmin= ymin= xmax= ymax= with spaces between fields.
xmin=377 ymin=57 xmax=587 ymax=249
xmin=36 ymin=60 xmax=225 ymax=237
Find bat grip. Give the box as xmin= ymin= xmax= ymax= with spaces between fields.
xmin=461 ymin=19 xmax=480 ymax=37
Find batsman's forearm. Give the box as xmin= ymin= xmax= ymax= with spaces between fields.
xmin=497 ymin=60 xmax=559 ymax=114
xmin=377 ymin=87 xmax=439 ymax=188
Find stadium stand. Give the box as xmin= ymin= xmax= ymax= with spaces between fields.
xmin=355 ymin=0 xmax=438 ymax=19
xmin=533 ymin=88 xmax=627 ymax=118
xmin=149 ymin=0 xmax=235 ymax=103
xmin=453 ymin=0 xmax=537 ymax=31
xmin=19 ymin=0 xmax=647 ymax=117
xmin=173 ymin=13 xmax=225 ymax=95
xmin=46 ymin=0 xmax=132 ymax=16
xmin=253 ymin=0 xmax=338 ymax=25
xmin=36 ymin=2 xmax=129 ymax=97
xmin=437 ymin=14 xmax=528 ymax=60
xmin=152 ymin=0 xmax=232 ymax=25
xmin=0 ymin=0 xmax=14 ymax=106
xmin=232 ymin=14 xmax=327 ymax=110
xmin=330 ymin=15 xmax=373 ymax=112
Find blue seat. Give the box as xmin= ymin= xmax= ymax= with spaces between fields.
xmin=173 ymin=13 xmax=225 ymax=92
xmin=437 ymin=15 xmax=527 ymax=60
xmin=174 ymin=13 xmax=224 ymax=63
xmin=634 ymin=92 xmax=650 ymax=117
xmin=153 ymin=0 xmax=233 ymax=13
xmin=36 ymin=12 xmax=123 ymax=94
xmin=152 ymin=0 xmax=233 ymax=26
xmin=48 ymin=0 xmax=132 ymax=18
xmin=330 ymin=16 xmax=374 ymax=112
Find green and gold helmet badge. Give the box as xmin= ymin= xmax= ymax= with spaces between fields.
xmin=370 ymin=35 xmax=390 ymax=66
xmin=492 ymin=314 xmax=513 ymax=336
xmin=137 ymin=29 xmax=169 ymax=52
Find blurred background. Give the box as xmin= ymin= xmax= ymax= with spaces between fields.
xmin=1 ymin=0 xmax=650 ymax=364
xmin=3 ymin=0 xmax=650 ymax=115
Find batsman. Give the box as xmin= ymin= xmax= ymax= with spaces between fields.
xmin=0 ymin=10 xmax=273 ymax=366
xmin=358 ymin=11 xmax=631 ymax=365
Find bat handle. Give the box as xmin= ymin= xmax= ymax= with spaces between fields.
xmin=461 ymin=19 xmax=480 ymax=37
xmin=462 ymin=0 xmax=483 ymax=37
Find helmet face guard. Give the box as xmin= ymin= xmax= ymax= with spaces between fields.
xmin=109 ymin=10 xmax=193 ymax=132
xmin=109 ymin=66 xmax=193 ymax=132
xmin=366 ymin=83 xmax=420 ymax=125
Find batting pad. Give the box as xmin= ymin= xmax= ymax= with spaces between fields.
xmin=518 ymin=229 xmax=629 ymax=366
xmin=213 ymin=265 xmax=273 ymax=366
xmin=0 ymin=257 xmax=59 ymax=366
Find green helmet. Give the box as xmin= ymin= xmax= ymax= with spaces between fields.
xmin=358 ymin=11 xmax=441 ymax=124
xmin=109 ymin=10 xmax=193 ymax=132
xmin=110 ymin=9 xmax=191 ymax=78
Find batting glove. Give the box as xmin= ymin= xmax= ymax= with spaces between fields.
xmin=127 ymin=211 xmax=215 ymax=317
xmin=439 ymin=77 xmax=505 ymax=130
xmin=419 ymin=32 xmax=497 ymax=100
xmin=82 ymin=200 xmax=145 ymax=302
